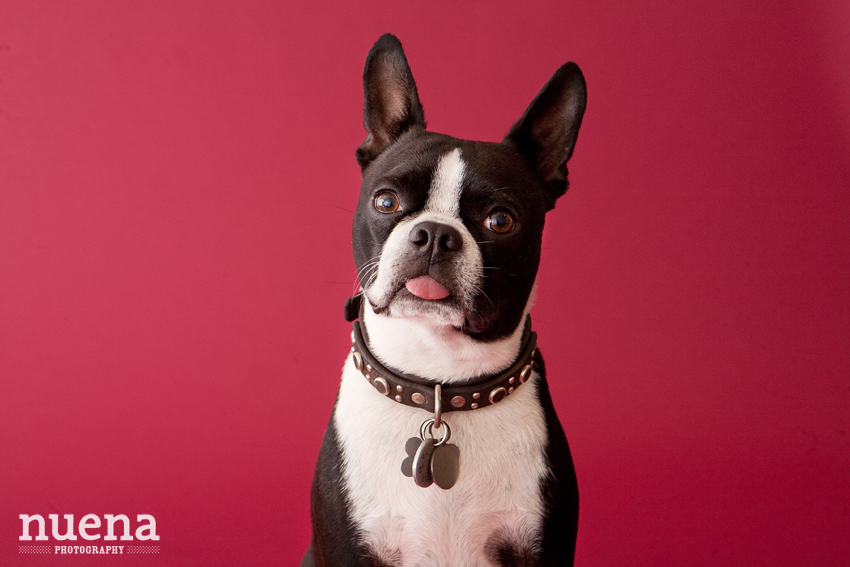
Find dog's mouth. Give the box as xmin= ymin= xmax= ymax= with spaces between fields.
xmin=366 ymin=275 xmax=500 ymax=335
xmin=403 ymin=275 xmax=451 ymax=300
xmin=366 ymin=274 xmax=460 ymax=320
xmin=370 ymin=275 xmax=458 ymax=313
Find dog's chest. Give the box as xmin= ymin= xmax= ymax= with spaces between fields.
xmin=334 ymin=358 xmax=550 ymax=566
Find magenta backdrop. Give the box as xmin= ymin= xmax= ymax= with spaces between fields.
xmin=1 ymin=1 xmax=848 ymax=566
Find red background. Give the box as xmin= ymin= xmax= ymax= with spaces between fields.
xmin=1 ymin=1 xmax=848 ymax=566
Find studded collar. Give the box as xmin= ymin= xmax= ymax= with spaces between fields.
xmin=347 ymin=299 xmax=537 ymax=413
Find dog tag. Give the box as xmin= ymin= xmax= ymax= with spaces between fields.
xmin=401 ymin=437 xmax=420 ymax=477
xmin=412 ymin=438 xmax=436 ymax=487
xmin=431 ymin=443 xmax=460 ymax=489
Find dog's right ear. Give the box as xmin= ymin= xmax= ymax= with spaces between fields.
xmin=356 ymin=34 xmax=426 ymax=171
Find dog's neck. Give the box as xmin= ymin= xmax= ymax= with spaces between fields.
xmin=361 ymin=299 xmax=529 ymax=384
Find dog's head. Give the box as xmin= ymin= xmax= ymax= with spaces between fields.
xmin=353 ymin=34 xmax=586 ymax=343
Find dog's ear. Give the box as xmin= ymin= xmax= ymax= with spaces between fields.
xmin=504 ymin=63 xmax=586 ymax=210
xmin=356 ymin=34 xmax=426 ymax=171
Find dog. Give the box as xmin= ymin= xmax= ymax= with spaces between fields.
xmin=303 ymin=34 xmax=587 ymax=567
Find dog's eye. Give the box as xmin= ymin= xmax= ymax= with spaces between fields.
xmin=484 ymin=210 xmax=515 ymax=234
xmin=374 ymin=191 xmax=401 ymax=213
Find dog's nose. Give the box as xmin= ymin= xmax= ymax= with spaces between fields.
xmin=408 ymin=221 xmax=463 ymax=259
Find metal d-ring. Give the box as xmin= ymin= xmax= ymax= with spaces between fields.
xmin=433 ymin=384 xmax=442 ymax=429
xmin=419 ymin=418 xmax=451 ymax=447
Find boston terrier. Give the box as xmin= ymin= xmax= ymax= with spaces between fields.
xmin=303 ymin=34 xmax=587 ymax=567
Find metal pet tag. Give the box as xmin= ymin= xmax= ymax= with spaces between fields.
xmin=412 ymin=438 xmax=437 ymax=487
xmin=431 ymin=443 xmax=460 ymax=489
xmin=402 ymin=412 xmax=459 ymax=489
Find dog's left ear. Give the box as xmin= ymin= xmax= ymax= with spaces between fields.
xmin=356 ymin=34 xmax=426 ymax=171
xmin=504 ymin=63 xmax=587 ymax=210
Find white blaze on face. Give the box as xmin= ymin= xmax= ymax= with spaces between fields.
xmin=425 ymin=148 xmax=465 ymax=218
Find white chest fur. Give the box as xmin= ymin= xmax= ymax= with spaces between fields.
xmin=334 ymin=357 xmax=549 ymax=566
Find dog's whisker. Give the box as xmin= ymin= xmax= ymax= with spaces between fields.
xmin=353 ymin=257 xmax=383 ymax=293
xmin=356 ymin=258 xmax=381 ymax=278
xmin=480 ymin=290 xmax=495 ymax=309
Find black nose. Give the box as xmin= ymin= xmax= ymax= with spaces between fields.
xmin=408 ymin=221 xmax=463 ymax=260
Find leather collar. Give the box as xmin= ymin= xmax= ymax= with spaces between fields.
xmin=346 ymin=295 xmax=537 ymax=413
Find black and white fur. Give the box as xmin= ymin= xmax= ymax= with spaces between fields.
xmin=304 ymin=34 xmax=586 ymax=567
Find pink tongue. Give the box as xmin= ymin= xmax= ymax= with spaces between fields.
xmin=405 ymin=276 xmax=451 ymax=300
